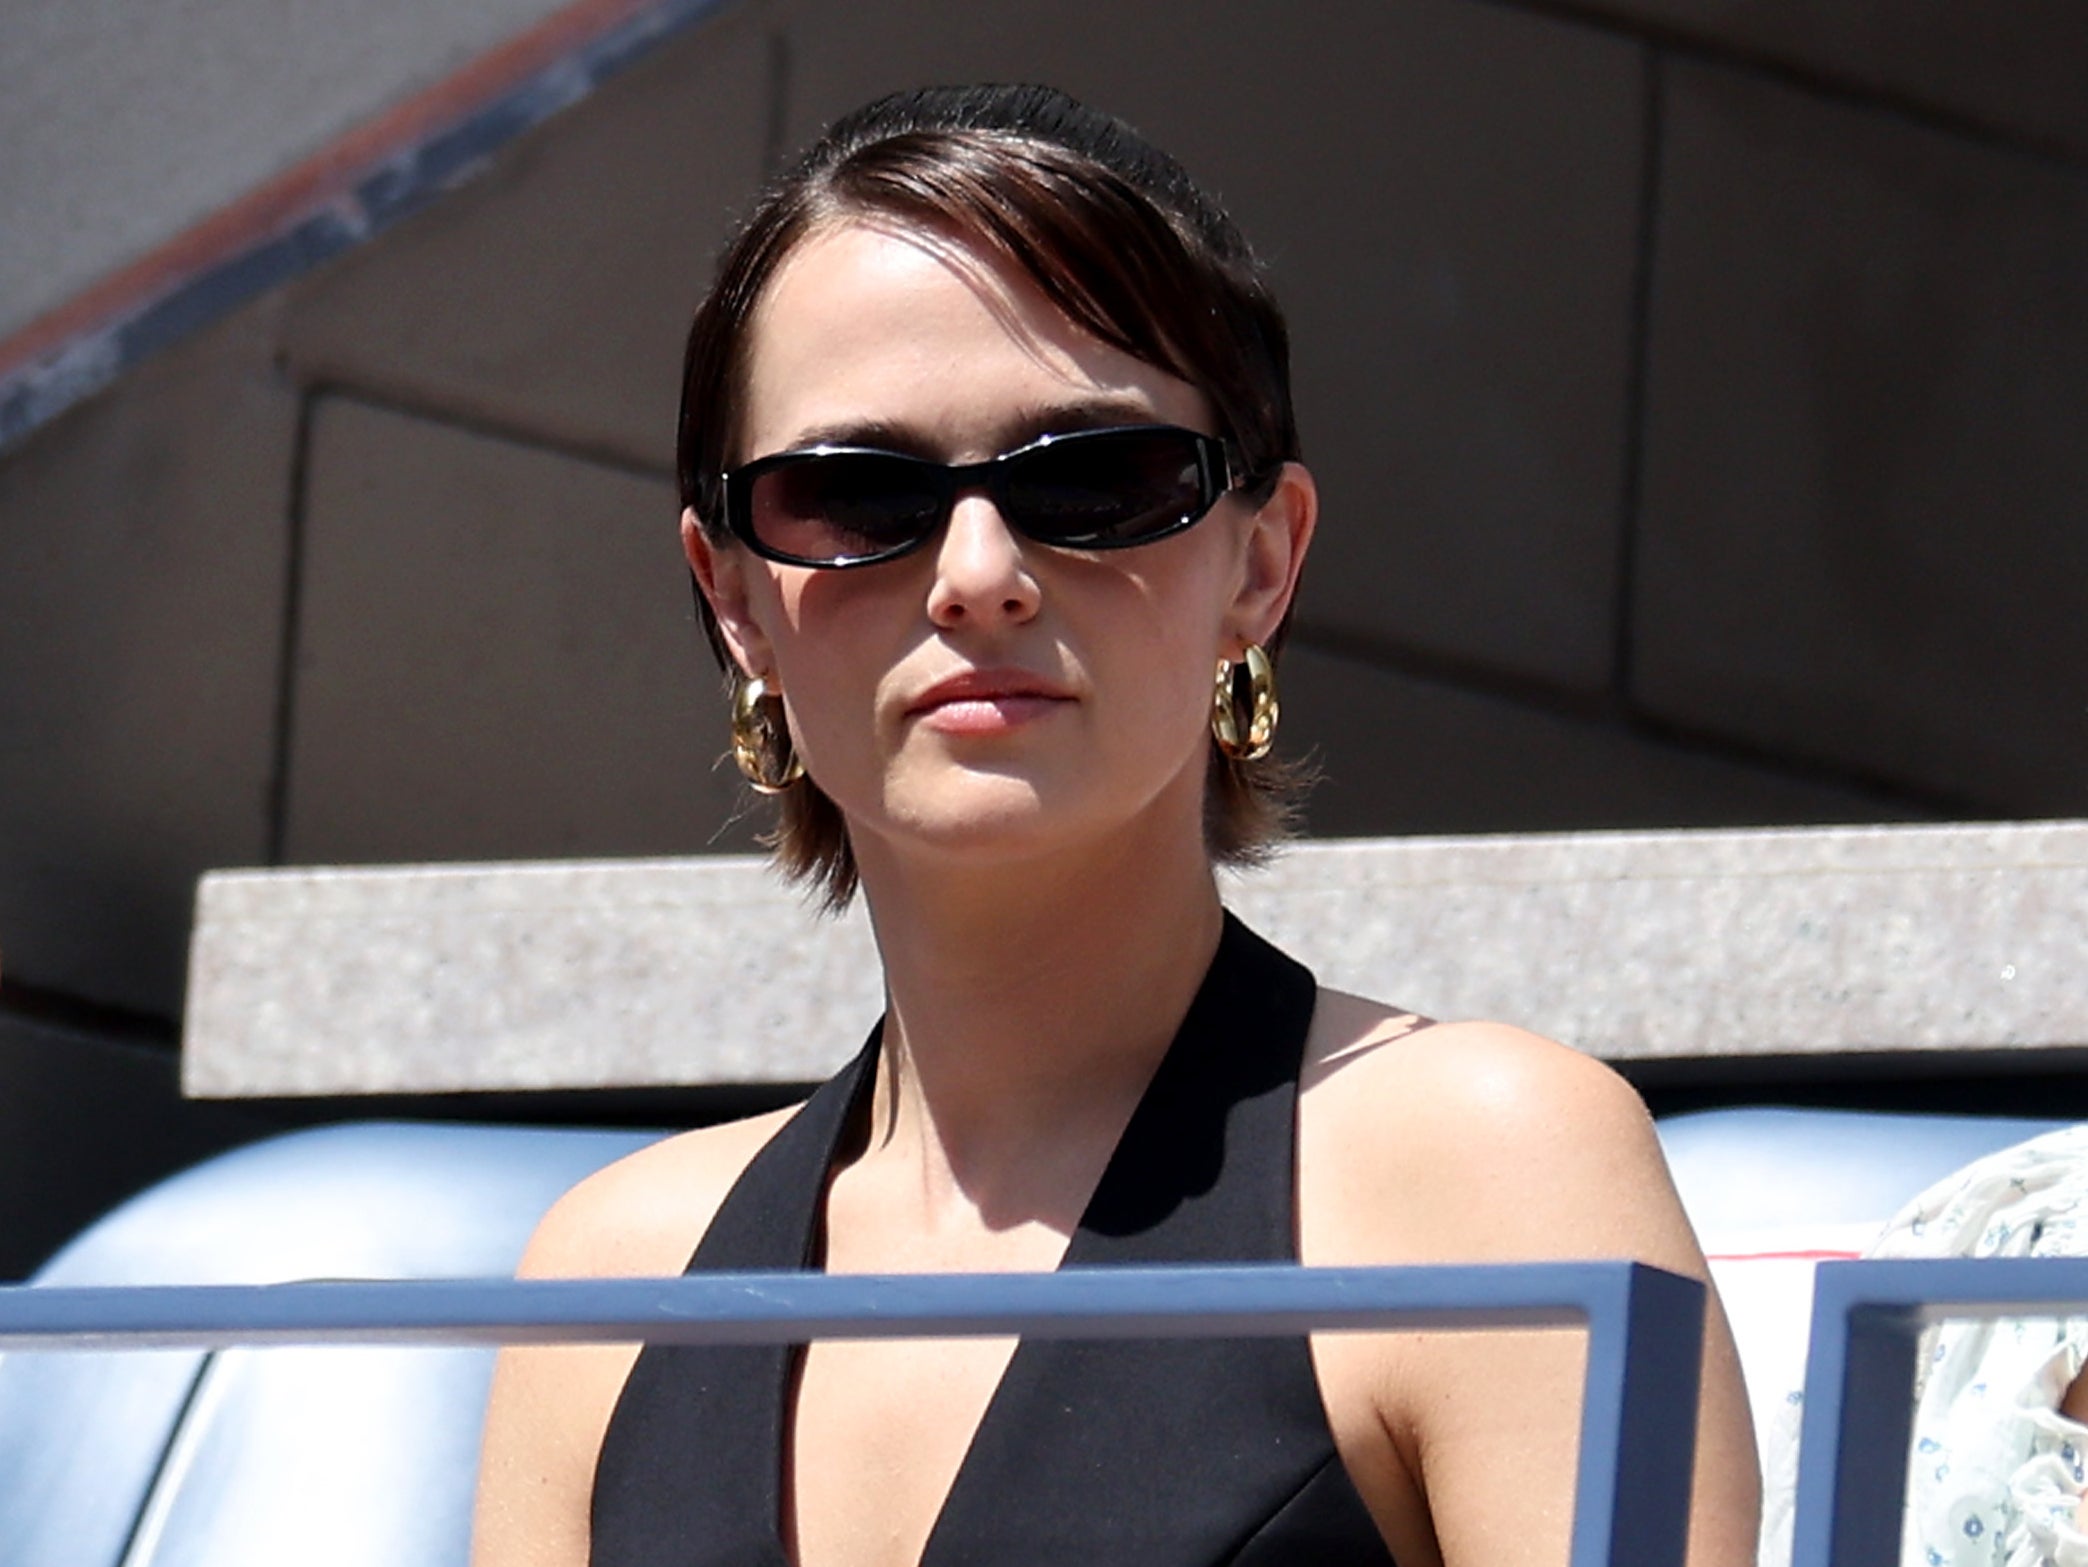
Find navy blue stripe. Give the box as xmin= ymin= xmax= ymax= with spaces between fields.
xmin=0 ymin=0 xmax=732 ymax=454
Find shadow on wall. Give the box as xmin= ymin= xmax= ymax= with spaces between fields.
xmin=0 ymin=1006 xmax=278 ymax=1280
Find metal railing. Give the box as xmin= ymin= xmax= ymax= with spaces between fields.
xmin=27 ymin=1252 xmax=2087 ymax=1566
xmin=0 ymin=1260 xmax=1705 ymax=1567
xmin=1792 ymin=1256 xmax=2088 ymax=1567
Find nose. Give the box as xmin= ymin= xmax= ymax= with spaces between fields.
xmin=925 ymin=490 xmax=1041 ymax=629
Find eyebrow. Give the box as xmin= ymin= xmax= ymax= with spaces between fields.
xmin=773 ymin=395 xmax=1171 ymax=459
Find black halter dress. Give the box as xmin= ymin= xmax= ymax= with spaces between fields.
xmin=591 ymin=914 xmax=1399 ymax=1564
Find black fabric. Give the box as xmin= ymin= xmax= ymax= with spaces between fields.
xmin=592 ymin=913 xmax=1397 ymax=1565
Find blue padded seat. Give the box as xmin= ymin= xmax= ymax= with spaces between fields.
xmin=1658 ymin=1107 xmax=2075 ymax=1446
xmin=0 ymin=1122 xmax=656 ymax=1567
xmin=1657 ymin=1107 xmax=2073 ymax=1236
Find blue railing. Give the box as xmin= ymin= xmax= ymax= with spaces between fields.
xmin=24 ymin=1253 xmax=2087 ymax=1564
xmin=0 ymin=1260 xmax=1705 ymax=1567
xmin=1792 ymin=1256 xmax=2088 ymax=1567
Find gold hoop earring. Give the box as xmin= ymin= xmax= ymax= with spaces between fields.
xmin=1211 ymin=644 xmax=1278 ymax=761
xmin=731 ymin=674 xmax=804 ymax=793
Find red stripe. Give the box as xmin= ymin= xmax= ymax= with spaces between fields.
xmin=0 ymin=0 xmax=666 ymax=384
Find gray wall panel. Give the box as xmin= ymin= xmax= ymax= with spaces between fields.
xmin=780 ymin=0 xmax=1645 ymax=692
xmin=1281 ymin=644 xmax=1916 ymax=840
xmin=0 ymin=1012 xmax=267 ymax=1278
xmin=1634 ymin=65 xmax=2088 ymax=813
xmin=0 ymin=307 xmax=295 ymax=1012
xmin=282 ymin=397 xmax=756 ymax=864
xmin=1583 ymin=0 xmax=2088 ymax=159
xmin=281 ymin=5 xmax=774 ymax=472
xmin=10 ymin=0 xmax=2079 ymax=1046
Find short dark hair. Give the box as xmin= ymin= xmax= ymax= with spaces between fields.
xmin=681 ymin=84 xmax=1309 ymax=906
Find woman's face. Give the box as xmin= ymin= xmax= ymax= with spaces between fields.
xmin=689 ymin=217 xmax=1312 ymax=874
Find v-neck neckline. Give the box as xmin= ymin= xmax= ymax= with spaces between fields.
xmin=591 ymin=912 xmax=1357 ymax=1567
xmin=768 ymin=913 xmax=1303 ymax=1567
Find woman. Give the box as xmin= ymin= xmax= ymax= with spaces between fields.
xmin=473 ymin=84 xmax=1758 ymax=1567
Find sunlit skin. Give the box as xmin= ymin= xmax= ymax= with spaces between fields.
xmin=469 ymin=219 xmax=1761 ymax=1567
xmin=2068 ymin=1374 xmax=2088 ymax=1528
xmin=703 ymin=220 xmax=1265 ymax=899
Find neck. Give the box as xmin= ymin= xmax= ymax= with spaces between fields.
xmin=846 ymin=809 xmax=1226 ymax=1225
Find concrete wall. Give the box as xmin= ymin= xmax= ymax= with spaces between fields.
xmin=2 ymin=0 xmax=2084 ymax=1266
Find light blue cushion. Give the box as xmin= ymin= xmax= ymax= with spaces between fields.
xmin=1657 ymin=1107 xmax=2072 ymax=1236
xmin=0 ymin=1122 xmax=658 ymax=1567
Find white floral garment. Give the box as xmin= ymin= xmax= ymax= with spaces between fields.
xmin=1760 ymin=1125 xmax=2088 ymax=1567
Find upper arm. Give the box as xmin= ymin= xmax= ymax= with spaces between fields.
xmin=470 ymin=1186 xmax=643 ymax=1567
xmin=1305 ymin=1013 xmax=1760 ymax=1567
xmin=470 ymin=1112 xmax=793 ymax=1567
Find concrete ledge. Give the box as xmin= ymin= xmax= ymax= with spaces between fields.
xmin=182 ymin=821 xmax=2088 ymax=1097
xmin=1235 ymin=820 xmax=2084 ymax=1067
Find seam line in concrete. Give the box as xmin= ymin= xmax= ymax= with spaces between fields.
xmin=0 ymin=981 xmax=180 ymax=1049
xmin=265 ymin=391 xmax=318 ymax=869
xmin=1284 ymin=623 xmax=1981 ymax=821
xmin=6 ymin=0 xmax=2080 ymax=468
xmin=1616 ymin=708 xmax=1998 ymax=822
xmin=1612 ymin=43 xmax=1663 ymax=701
xmin=760 ymin=21 xmax=794 ymax=180
xmin=1474 ymin=0 xmax=2088 ymax=175
xmin=306 ymin=381 xmax=677 ymax=486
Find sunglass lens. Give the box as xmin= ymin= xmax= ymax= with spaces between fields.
xmin=1005 ymin=431 xmax=1207 ymax=546
xmin=749 ymin=453 xmax=942 ymax=563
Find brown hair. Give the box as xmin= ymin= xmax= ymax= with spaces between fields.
xmin=681 ymin=84 xmax=1310 ymax=906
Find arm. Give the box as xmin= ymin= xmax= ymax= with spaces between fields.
xmin=1303 ymin=1008 xmax=1759 ymax=1567
xmin=2060 ymin=1367 xmax=2088 ymax=1531
xmin=470 ymin=1177 xmax=653 ymax=1567
xmin=470 ymin=1111 xmax=793 ymax=1567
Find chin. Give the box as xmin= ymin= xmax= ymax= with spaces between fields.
xmin=874 ymin=760 xmax=1201 ymax=872
xmin=885 ymin=780 xmax=1061 ymax=852
xmin=854 ymin=766 xmax=1094 ymax=860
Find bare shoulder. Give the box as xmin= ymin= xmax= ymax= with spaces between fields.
xmin=1304 ymin=986 xmax=1656 ymax=1156
xmin=1300 ymin=988 xmax=1694 ymax=1267
xmin=520 ymin=1103 xmax=801 ymax=1280
xmin=473 ymin=1102 xmax=803 ymax=1567
xmin=1298 ymin=993 xmax=1758 ymax=1566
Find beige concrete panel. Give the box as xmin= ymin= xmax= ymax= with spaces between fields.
xmin=184 ymin=820 xmax=2088 ymax=1094
xmin=1279 ymin=644 xmax=1918 ymax=840
xmin=1634 ymin=66 xmax=2088 ymax=814
xmin=1584 ymin=0 xmax=2088 ymax=160
xmin=186 ymin=856 xmax=877 ymax=1094
xmin=777 ymin=0 xmax=1644 ymax=691
xmin=1233 ymin=821 xmax=2088 ymax=1060
xmin=0 ymin=303 xmax=295 ymax=1014
xmin=282 ymin=396 xmax=760 ymax=865
xmin=280 ymin=5 xmax=774 ymax=471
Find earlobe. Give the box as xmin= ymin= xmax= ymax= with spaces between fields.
xmin=683 ymin=508 xmax=774 ymax=679
xmin=1229 ymin=463 xmax=1318 ymax=649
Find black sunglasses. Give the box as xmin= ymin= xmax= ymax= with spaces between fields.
xmin=718 ymin=424 xmax=1246 ymax=569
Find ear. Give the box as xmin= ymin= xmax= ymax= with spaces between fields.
xmin=1226 ymin=463 xmax=1318 ymax=651
xmin=683 ymin=509 xmax=775 ymax=679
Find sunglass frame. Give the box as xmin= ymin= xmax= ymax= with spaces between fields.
xmin=718 ymin=424 xmax=1241 ymax=569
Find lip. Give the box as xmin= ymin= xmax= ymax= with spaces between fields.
xmin=907 ymin=667 xmax=1075 ymax=713
xmin=906 ymin=667 xmax=1075 ymax=729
